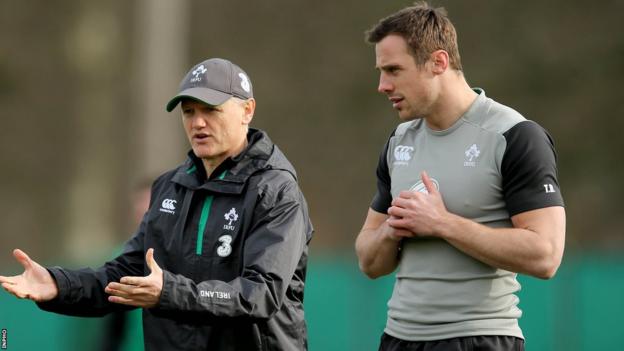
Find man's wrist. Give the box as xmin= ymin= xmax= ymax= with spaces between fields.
xmin=433 ymin=212 xmax=460 ymax=240
xmin=380 ymin=221 xmax=402 ymax=243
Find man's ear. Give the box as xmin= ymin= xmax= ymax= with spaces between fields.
xmin=242 ymin=98 xmax=256 ymax=125
xmin=430 ymin=50 xmax=449 ymax=74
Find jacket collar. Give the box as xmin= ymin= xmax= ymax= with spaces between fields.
xmin=170 ymin=129 xmax=293 ymax=194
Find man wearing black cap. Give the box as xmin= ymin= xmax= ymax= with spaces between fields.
xmin=1 ymin=58 xmax=314 ymax=350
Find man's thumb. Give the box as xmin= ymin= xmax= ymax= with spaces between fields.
xmin=146 ymin=248 xmax=160 ymax=272
xmin=421 ymin=171 xmax=437 ymax=195
xmin=13 ymin=249 xmax=33 ymax=270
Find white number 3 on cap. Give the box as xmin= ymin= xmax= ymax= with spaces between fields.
xmin=239 ymin=73 xmax=250 ymax=93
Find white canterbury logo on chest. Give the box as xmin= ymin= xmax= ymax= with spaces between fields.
xmin=159 ymin=199 xmax=177 ymax=214
xmin=393 ymin=145 xmax=414 ymax=166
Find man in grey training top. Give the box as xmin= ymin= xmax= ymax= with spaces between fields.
xmin=355 ymin=2 xmax=566 ymax=351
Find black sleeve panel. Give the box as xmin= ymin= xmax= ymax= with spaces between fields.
xmin=370 ymin=130 xmax=396 ymax=214
xmin=502 ymin=120 xmax=564 ymax=216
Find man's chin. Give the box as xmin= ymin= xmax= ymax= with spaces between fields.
xmin=192 ymin=148 xmax=215 ymax=159
xmin=397 ymin=112 xmax=420 ymax=122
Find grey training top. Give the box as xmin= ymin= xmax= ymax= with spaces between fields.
xmin=371 ymin=89 xmax=564 ymax=341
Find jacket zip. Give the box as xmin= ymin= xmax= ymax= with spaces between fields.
xmin=195 ymin=170 xmax=227 ymax=255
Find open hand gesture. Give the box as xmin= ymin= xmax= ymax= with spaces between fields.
xmin=0 ymin=249 xmax=59 ymax=302
xmin=105 ymin=248 xmax=163 ymax=308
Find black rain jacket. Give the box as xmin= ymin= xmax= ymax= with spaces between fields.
xmin=38 ymin=129 xmax=314 ymax=350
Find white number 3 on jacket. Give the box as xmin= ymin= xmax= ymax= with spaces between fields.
xmin=217 ymin=235 xmax=233 ymax=257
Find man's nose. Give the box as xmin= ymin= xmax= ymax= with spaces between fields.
xmin=191 ymin=115 xmax=207 ymax=129
xmin=378 ymin=75 xmax=393 ymax=94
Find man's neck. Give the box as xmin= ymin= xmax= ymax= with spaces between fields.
xmin=425 ymin=74 xmax=478 ymax=131
xmin=201 ymin=138 xmax=249 ymax=178
xmin=201 ymin=158 xmax=226 ymax=179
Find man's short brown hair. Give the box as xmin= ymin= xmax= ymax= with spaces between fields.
xmin=366 ymin=1 xmax=463 ymax=71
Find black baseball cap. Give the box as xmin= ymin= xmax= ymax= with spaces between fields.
xmin=166 ymin=58 xmax=253 ymax=112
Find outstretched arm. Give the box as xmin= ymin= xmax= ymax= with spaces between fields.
xmin=0 ymin=249 xmax=59 ymax=302
xmin=34 ymin=229 xmax=146 ymax=317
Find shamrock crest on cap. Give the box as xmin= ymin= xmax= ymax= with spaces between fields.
xmin=190 ymin=65 xmax=207 ymax=83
